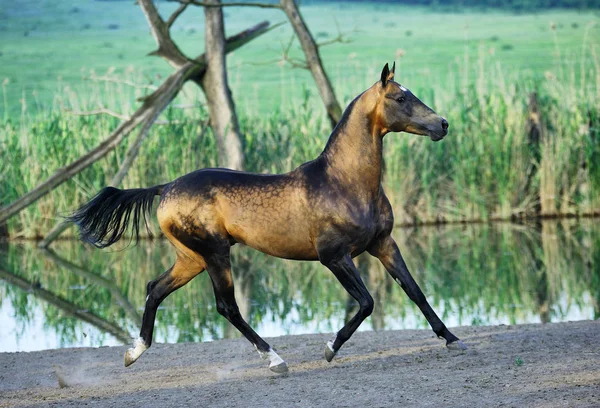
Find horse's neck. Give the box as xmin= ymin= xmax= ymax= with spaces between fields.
xmin=321 ymin=102 xmax=383 ymax=196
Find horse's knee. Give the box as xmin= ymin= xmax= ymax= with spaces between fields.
xmin=359 ymin=295 xmax=374 ymax=318
xmin=145 ymin=266 xmax=175 ymax=299
xmin=145 ymin=276 xmax=176 ymax=308
xmin=146 ymin=287 xmax=162 ymax=305
xmin=215 ymin=298 xmax=240 ymax=320
xmin=146 ymin=279 xmax=158 ymax=298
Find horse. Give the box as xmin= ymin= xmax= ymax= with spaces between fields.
xmin=69 ymin=63 xmax=466 ymax=374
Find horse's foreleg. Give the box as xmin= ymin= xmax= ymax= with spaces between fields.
xmin=368 ymin=235 xmax=466 ymax=350
xmin=320 ymin=254 xmax=374 ymax=362
xmin=207 ymin=256 xmax=288 ymax=374
xmin=124 ymin=257 xmax=205 ymax=367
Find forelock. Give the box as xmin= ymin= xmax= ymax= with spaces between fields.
xmin=387 ymin=81 xmax=408 ymax=92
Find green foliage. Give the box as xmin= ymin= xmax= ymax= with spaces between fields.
xmin=1 ymin=4 xmax=600 ymax=236
xmin=2 ymin=46 xmax=599 ymax=236
xmin=340 ymin=0 xmax=600 ymax=11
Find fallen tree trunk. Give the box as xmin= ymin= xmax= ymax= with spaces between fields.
xmin=41 ymin=248 xmax=142 ymax=325
xmin=0 ymin=266 xmax=132 ymax=344
xmin=0 ymin=65 xmax=186 ymax=226
xmin=0 ymin=21 xmax=274 ymax=228
xmin=38 ymin=100 xmax=166 ymax=248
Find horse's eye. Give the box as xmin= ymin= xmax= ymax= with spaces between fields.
xmin=397 ymin=97 xmax=405 ymax=103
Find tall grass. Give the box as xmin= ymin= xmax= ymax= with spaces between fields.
xmin=1 ymin=37 xmax=599 ymax=238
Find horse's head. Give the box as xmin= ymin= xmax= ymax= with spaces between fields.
xmin=372 ymin=62 xmax=448 ymax=141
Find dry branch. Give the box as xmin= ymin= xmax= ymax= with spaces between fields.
xmin=168 ymin=0 xmax=344 ymax=127
xmin=65 ymin=108 xmax=129 ymax=121
xmin=167 ymin=1 xmax=190 ymax=28
xmin=39 ymin=100 xmax=169 ymax=247
xmin=315 ymin=18 xmax=355 ymax=48
xmin=0 ymin=103 xmax=153 ymax=226
xmin=280 ymin=0 xmax=342 ymax=127
xmin=170 ymin=0 xmax=282 ymax=9
xmin=85 ymin=75 xmax=158 ymax=91
xmin=0 ymin=64 xmax=188 ymax=226
xmin=316 ymin=33 xmax=353 ymax=48
xmin=139 ymin=0 xmax=190 ymax=67
xmin=63 ymin=107 xmax=180 ymax=125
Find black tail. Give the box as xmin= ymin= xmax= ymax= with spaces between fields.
xmin=67 ymin=185 xmax=165 ymax=248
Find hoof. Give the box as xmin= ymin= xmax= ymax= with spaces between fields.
xmin=124 ymin=338 xmax=148 ymax=367
xmin=124 ymin=350 xmax=137 ymax=367
xmin=269 ymin=361 xmax=289 ymax=374
xmin=259 ymin=348 xmax=288 ymax=374
xmin=446 ymin=339 xmax=467 ymax=351
xmin=324 ymin=340 xmax=337 ymax=362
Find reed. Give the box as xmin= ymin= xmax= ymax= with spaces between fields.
xmin=1 ymin=39 xmax=599 ymax=237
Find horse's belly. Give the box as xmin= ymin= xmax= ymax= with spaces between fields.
xmin=226 ymin=220 xmax=317 ymax=261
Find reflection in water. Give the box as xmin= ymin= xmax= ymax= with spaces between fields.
xmin=0 ymin=220 xmax=598 ymax=352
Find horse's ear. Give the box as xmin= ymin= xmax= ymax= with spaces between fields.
xmin=384 ymin=61 xmax=396 ymax=83
xmin=381 ymin=63 xmax=390 ymax=87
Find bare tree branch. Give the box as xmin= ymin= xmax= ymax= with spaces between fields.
xmin=277 ymin=35 xmax=309 ymax=68
xmin=38 ymin=107 xmax=196 ymax=247
xmin=245 ymin=35 xmax=307 ymax=69
xmin=316 ymin=33 xmax=353 ymax=48
xmin=85 ymin=75 xmax=158 ymax=91
xmin=279 ymin=0 xmax=342 ymax=127
xmin=167 ymin=1 xmax=190 ymax=28
xmin=169 ymin=0 xmax=281 ymax=9
xmin=63 ymin=107 xmax=184 ymax=125
xmin=139 ymin=0 xmax=190 ymax=68
xmin=316 ymin=19 xmax=355 ymax=48
xmin=171 ymin=0 xmax=342 ymax=129
xmin=64 ymin=108 xmax=129 ymax=121
xmin=280 ymin=56 xmax=309 ymax=69
xmin=6 ymin=21 xmax=274 ymax=231
xmin=112 ymin=108 xmax=163 ymax=185
xmin=0 ymin=63 xmax=192 ymax=226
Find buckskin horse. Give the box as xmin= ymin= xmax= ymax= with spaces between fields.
xmin=69 ymin=63 xmax=466 ymax=374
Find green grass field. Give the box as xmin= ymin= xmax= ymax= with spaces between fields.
xmin=1 ymin=1 xmax=598 ymax=115
xmin=1 ymin=1 xmax=599 ymax=237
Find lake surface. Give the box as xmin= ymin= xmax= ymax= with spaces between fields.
xmin=1 ymin=220 xmax=598 ymax=352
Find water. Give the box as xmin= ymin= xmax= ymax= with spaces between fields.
xmin=1 ymin=220 xmax=598 ymax=352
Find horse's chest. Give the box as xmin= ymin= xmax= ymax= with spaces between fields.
xmin=333 ymin=202 xmax=379 ymax=246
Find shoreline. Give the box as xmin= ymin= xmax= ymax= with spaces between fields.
xmin=1 ymin=320 xmax=598 ymax=407
xmin=3 ymin=213 xmax=600 ymax=241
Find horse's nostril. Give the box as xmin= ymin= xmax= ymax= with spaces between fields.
xmin=441 ymin=119 xmax=449 ymax=131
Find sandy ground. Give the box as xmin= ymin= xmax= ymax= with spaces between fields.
xmin=1 ymin=321 xmax=599 ymax=407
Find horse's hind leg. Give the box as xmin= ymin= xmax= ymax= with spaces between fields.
xmin=206 ymin=252 xmax=288 ymax=374
xmin=124 ymin=255 xmax=205 ymax=367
